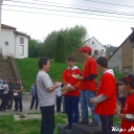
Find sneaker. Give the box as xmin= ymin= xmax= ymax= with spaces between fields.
xmin=63 ymin=125 xmax=72 ymax=130
xmin=78 ymin=120 xmax=89 ymax=125
xmin=88 ymin=122 xmax=99 ymax=127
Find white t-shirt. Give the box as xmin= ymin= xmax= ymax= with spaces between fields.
xmin=36 ymin=71 xmax=55 ymax=107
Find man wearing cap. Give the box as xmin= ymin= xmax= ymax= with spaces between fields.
xmin=77 ymin=45 xmax=99 ymax=127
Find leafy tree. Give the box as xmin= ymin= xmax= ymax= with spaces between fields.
xmin=55 ymin=35 xmax=66 ymax=63
xmin=28 ymin=39 xmax=38 ymax=57
xmin=43 ymin=25 xmax=87 ymax=58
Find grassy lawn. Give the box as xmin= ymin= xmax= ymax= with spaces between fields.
xmin=0 ymin=114 xmax=121 ymax=134
xmin=0 ymin=114 xmax=67 ymax=134
xmin=16 ymin=58 xmax=125 ymax=92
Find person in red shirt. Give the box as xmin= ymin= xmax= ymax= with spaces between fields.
xmin=62 ymin=57 xmax=81 ymax=129
xmin=116 ymin=74 xmax=134 ymax=134
xmin=77 ymin=46 xmax=99 ymax=127
xmin=90 ymin=57 xmax=116 ymax=134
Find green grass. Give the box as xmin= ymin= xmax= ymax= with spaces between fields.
xmin=0 ymin=114 xmax=67 ymax=134
xmin=16 ymin=58 xmax=125 ymax=92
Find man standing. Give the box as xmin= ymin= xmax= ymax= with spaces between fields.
xmin=36 ymin=57 xmax=61 ymax=134
xmin=90 ymin=57 xmax=116 ymax=134
xmin=78 ymin=46 xmax=99 ymax=126
xmin=7 ymin=78 xmax=14 ymax=109
xmin=30 ymin=82 xmax=38 ymax=110
xmin=62 ymin=57 xmax=81 ymax=129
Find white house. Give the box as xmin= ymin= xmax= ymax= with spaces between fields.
xmin=83 ymin=37 xmax=106 ymax=59
xmin=1 ymin=24 xmax=30 ymax=59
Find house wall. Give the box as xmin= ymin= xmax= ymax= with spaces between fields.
xmin=15 ymin=35 xmax=28 ymax=59
xmin=108 ymin=47 xmax=122 ymax=73
xmin=0 ymin=0 xmax=2 ymax=49
xmin=122 ymin=40 xmax=133 ymax=74
xmin=85 ymin=37 xmax=106 ymax=58
xmin=1 ymin=28 xmax=16 ymax=58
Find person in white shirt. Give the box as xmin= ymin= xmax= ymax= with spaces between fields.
xmin=0 ymin=78 xmax=9 ymax=111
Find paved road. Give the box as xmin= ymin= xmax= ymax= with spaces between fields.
xmin=0 ymin=94 xmax=91 ymax=116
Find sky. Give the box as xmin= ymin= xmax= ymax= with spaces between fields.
xmin=1 ymin=0 xmax=134 ymax=46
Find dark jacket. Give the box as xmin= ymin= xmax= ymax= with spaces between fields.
xmin=14 ymin=84 xmax=23 ymax=97
xmin=8 ymin=82 xmax=15 ymax=94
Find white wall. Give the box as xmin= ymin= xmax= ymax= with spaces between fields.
xmin=15 ymin=35 xmax=28 ymax=59
xmin=0 ymin=0 xmax=2 ymax=49
xmin=85 ymin=37 xmax=106 ymax=57
xmin=108 ymin=47 xmax=122 ymax=72
xmin=1 ymin=28 xmax=16 ymax=58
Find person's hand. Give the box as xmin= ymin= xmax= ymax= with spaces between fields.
xmin=67 ymin=86 xmax=75 ymax=91
xmin=76 ymin=76 xmax=84 ymax=80
xmin=55 ymin=82 xmax=61 ymax=88
xmin=116 ymin=113 xmax=125 ymax=120
xmin=4 ymin=87 xmax=7 ymax=90
xmin=90 ymin=98 xmax=97 ymax=105
xmin=53 ymin=82 xmax=59 ymax=85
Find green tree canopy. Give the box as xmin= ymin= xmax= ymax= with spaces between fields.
xmin=55 ymin=35 xmax=66 ymax=63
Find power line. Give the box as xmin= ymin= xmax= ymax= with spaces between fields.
xmin=4 ymin=0 xmax=134 ymax=17
xmin=85 ymin=0 xmax=134 ymax=8
xmin=3 ymin=3 xmax=134 ymax=20
xmin=2 ymin=8 xmax=134 ymax=24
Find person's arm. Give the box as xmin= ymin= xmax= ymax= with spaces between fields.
xmin=83 ymin=74 xmax=97 ymax=80
xmin=91 ymin=94 xmax=108 ymax=104
xmin=48 ymin=84 xmax=61 ymax=92
xmin=17 ymin=86 xmax=23 ymax=92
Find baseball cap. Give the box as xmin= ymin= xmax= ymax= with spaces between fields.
xmin=78 ymin=46 xmax=92 ymax=53
xmin=122 ymin=74 xmax=134 ymax=88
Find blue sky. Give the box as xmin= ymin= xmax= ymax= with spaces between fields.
xmin=2 ymin=0 xmax=134 ymax=46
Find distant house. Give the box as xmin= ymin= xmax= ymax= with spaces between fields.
xmin=0 ymin=24 xmax=30 ymax=59
xmin=83 ymin=37 xmax=106 ymax=59
xmin=108 ymin=28 xmax=134 ymax=74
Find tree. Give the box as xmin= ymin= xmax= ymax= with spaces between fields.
xmin=55 ymin=35 xmax=66 ymax=63
xmin=28 ymin=39 xmax=38 ymax=57
xmin=43 ymin=25 xmax=87 ymax=58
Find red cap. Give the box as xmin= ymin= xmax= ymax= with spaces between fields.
xmin=78 ymin=46 xmax=92 ymax=53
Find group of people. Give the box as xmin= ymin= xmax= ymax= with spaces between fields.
xmin=36 ymin=45 xmax=134 ymax=134
xmin=0 ymin=78 xmax=23 ymax=112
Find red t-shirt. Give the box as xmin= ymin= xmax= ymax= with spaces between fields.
xmin=62 ymin=68 xmax=81 ymax=96
xmin=80 ymin=58 xmax=97 ymax=91
xmin=120 ymin=93 xmax=134 ymax=134
xmin=94 ymin=72 xmax=116 ymax=115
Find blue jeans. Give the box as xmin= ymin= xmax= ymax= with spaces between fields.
xmin=64 ymin=96 xmax=79 ymax=126
xmin=80 ymin=90 xmax=98 ymax=123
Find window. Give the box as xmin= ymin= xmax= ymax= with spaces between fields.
xmin=94 ymin=50 xmax=98 ymax=55
xmin=20 ymin=38 xmax=24 ymax=44
xmin=20 ymin=45 xmax=24 ymax=55
xmin=5 ymin=41 xmax=9 ymax=46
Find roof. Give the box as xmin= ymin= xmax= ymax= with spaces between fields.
xmin=1 ymin=24 xmax=30 ymax=39
xmin=83 ymin=36 xmax=106 ymax=49
xmin=15 ymin=31 xmax=30 ymax=39
xmin=1 ymin=24 xmax=16 ymax=30
xmin=108 ymin=29 xmax=134 ymax=61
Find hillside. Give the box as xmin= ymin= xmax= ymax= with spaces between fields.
xmin=16 ymin=58 xmax=125 ymax=92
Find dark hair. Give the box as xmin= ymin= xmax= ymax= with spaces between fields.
xmin=67 ymin=57 xmax=75 ymax=62
xmin=83 ymin=50 xmax=91 ymax=55
xmin=38 ymin=57 xmax=49 ymax=69
xmin=96 ymin=57 xmax=108 ymax=68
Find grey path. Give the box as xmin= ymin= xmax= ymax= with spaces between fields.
xmin=0 ymin=94 xmax=91 ymax=116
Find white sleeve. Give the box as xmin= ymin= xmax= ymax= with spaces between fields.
xmin=42 ymin=74 xmax=53 ymax=90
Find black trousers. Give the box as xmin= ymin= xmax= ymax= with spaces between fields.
xmin=14 ymin=97 xmax=23 ymax=111
xmin=0 ymin=94 xmax=7 ymax=111
xmin=99 ymin=114 xmax=113 ymax=134
xmin=56 ymin=96 xmax=62 ymax=112
xmin=40 ymin=106 xmax=55 ymax=134
xmin=30 ymin=96 xmax=38 ymax=109
xmin=6 ymin=93 xmax=13 ymax=108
